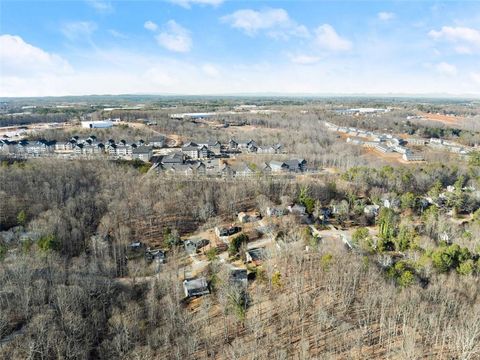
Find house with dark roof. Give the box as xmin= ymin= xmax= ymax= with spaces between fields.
xmin=182 ymin=145 xmax=200 ymax=160
xmin=246 ymin=247 xmax=267 ymax=265
xmin=183 ymin=277 xmax=210 ymax=298
xmin=161 ymin=152 xmax=184 ymax=164
xmin=149 ymin=136 xmax=166 ymax=148
xmin=230 ymin=268 xmax=248 ymax=288
xmin=284 ymin=159 xmax=307 ymax=172
xmin=198 ymin=140 xmax=222 ymax=155
xmin=162 ymin=161 xmax=205 ymax=175
xmin=55 ymin=139 xmax=76 ymax=151
xmin=238 ymin=139 xmax=257 ymax=150
xmin=132 ymin=146 xmax=153 ymax=162
xmin=228 ymin=139 xmax=238 ymax=150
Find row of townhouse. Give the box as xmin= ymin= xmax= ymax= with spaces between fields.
xmin=263 ymin=159 xmax=307 ymax=173
xmin=181 ymin=138 xmax=284 ymax=160
xmin=325 ymin=121 xmax=426 ymax=161
xmin=0 ymin=139 xmax=56 ymax=156
xmin=427 ymin=138 xmax=474 ymax=155
xmin=157 ymin=152 xmax=306 ymax=176
xmin=1 ymin=136 xmax=153 ymax=161
xmin=58 ymin=135 xmax=159 ymax=161
xmin=57 ymin=134 xmax=164 ymax=150
xmin=325 ymin=121 xmax=404 ymax=145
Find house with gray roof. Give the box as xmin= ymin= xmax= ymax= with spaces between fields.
xmin=183 ymin=277 xmax=210 ymax=298
xmin=161 ymin=152 xmax=184 ymax=164
xmin=269 ymin=160 xmax=288 ymax=172
xmin=132 ymin=146 xmax=153 ymax=162
xmin=284 ymin=159 xmax=307 ymax=172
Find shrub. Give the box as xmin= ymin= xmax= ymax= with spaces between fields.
xmin=229 ymin=234 xmax=249 ymax=257
xmin=320 ymin=253 xmax=333 ymax=271
xmin=38 ymin=234 xmax=60 ymax=252
xmin=271 ymin=271 xmax=282 ymax=288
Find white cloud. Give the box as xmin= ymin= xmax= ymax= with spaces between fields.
xmin=429 ymin=26 xmax=480 ymax=53
xmin=471 ymin=72 xmax=480 ymax=84
xmin=0 ymin=34 xmax=72 ymax=77
xmin=221 ymin=8 xmax=308 ymax=38
xmin=2 ymin=35 xmax=479 ymax=97
xmin=108 ymin=29 xmax=128 ymax=39
xmin=289 ymin=54 xmax=321 ymax=65
xmin=144 ymin=20 xmax=158 ymax=32
xmin=202 ymin=63 xmax=220 ymax=77
xmin=170 ymin=0 xmax=223 ymax=9
xmin=314 ymin=24 xmax=352 ymax=52
xmin=86 ymin=0 xmax=113 ymax=13
xmin=435 ymin=62 xmax=458 ymax=76
xmin=61 ymin=21 xmax=97 ymax=41
xmin=378 ymin=12 xmax=395 ymax=21
xmin=155 ymin=20 xmax=192 ymax=52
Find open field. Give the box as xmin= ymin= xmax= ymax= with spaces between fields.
xmin=419 ymin=112 xmax=466 ymax=126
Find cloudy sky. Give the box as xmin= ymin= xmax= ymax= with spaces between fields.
xmin=1 ymin=0 xmax=479 ymax=97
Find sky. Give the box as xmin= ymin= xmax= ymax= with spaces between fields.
xmin=0 ymin=0 xmax=479 ymax=97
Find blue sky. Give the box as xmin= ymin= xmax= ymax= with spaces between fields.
xmin=1 ymin=0 xmax=479 ymax=96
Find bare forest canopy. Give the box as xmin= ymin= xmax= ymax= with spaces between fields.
xmin=1 ymin=96 xmax=480 ymax=359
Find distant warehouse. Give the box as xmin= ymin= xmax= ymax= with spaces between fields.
xmin=81 ymin=120 xmax=113 ymax=129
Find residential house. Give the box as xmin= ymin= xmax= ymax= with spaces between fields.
xmin=403 ymin=152 xmax=424 ymax=161
xmin=238 ymin=139 xmax=257 ymax=150
xmin=161 ymin=152 xmax=184 ymax=165
xmin=128 ymin=241 xmax=144 ymax=251
xmin=24 ymin=140 xmax=55 ymax=155
xmin=0 ymin=140 xmax=17 ymax=154
xmin=149 ymin=136 xmax=166 ymax=148
xmin=106 ymin=143 xmax=117 ymax=155
xmin=183 ymin=277 xmax=210 ymax=298
xmin=55 ymin=139 xmax=76 ymax=151
xmin=182 ymin=144 xmax=200 ymax=159
xmin=132 ymin=146 xmax=153 ymax=162
xmin=245 ymin=247 xmax=267 ymax=265
xmin=247 ymin=142 xmax=258 ymax=153
xmin=83 ymin=143 xmax=105 ymax=155
xmin=198 ymin=140 xmax=222 ymax=155
xmin=374 ymin=143 xmax=393 ymax=153
xmin=230 ymin=268 xmax=248 ymax=288
xmin=198 ymin=145 xmax=210 ymax=159
xmin=163 ymin=162 xmax=205 ymax=176
xmin=269 ymin=160 xmax=288 ymax=172
xmin=215 ymin=226 xmax=241 ymax=238
xmin=238 ymin=211 xmax=261 ymax=223
xmin=407 ymin=138 xmax=426 ymax=146
xmin=240 ymin=210 xmax=260 ymax=223
xmin=284 ymin=159 xmax=307 ymax=172
xmin=145 ymin=248 xmax=166 ymax=263
xmin=73 ymin=143 xmax=84 ymax=155
xmin=228 ymin=139 xmax=238 ymax=150
xmin=115 ymin=144 xmax=132 ymax=157
xmin=184 ymin=238 xmax=209 ymax=255
xmin=392 ymin=145 xmax=409 ymax=154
